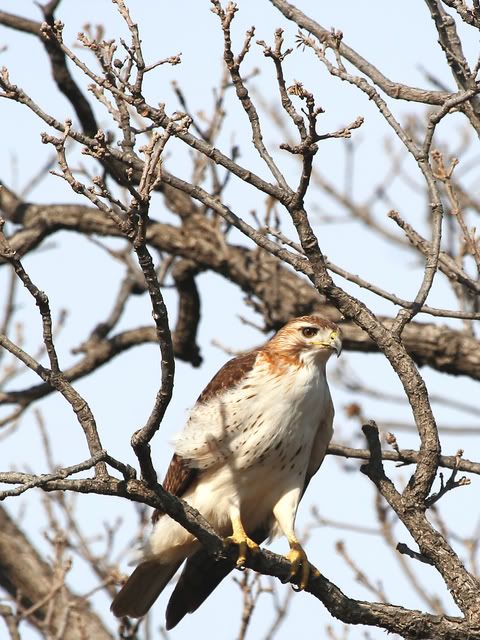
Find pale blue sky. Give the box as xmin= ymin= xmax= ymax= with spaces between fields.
xmin=1 ymin=2 xmax=479 ymax=639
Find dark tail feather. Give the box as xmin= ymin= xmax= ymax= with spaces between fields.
xmin=165 ymin=524 xmax=270 ymax=630
xmin=165 ymin=550 xmax=234 ymax=630
xmin=111 ymin=559 xmax=181 ymax=618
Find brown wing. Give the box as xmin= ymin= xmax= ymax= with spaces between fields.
xmin=302 ymin=403 xmax=334 ymax=499
xmin=152 ymin=454 xmax=198 ymax=523
xmin=197 ymin=349 xmax=259 ymax=403
xmin=152 ymin=349 xmax=259 ymax=524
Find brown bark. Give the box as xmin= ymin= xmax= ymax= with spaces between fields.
xmin=1 ymin=189 xmax=478 ymax=384
xmin=0 ymin=506 xmax=114 ymax=640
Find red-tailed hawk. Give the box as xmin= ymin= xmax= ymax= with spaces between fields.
xmin=111 ymin=315 xmax=341 ymax=628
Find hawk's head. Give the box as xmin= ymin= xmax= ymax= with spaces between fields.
xmin=266 ymin=315 xmax=342 ymax=366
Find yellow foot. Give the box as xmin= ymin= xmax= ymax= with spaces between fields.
xmin=283 ymin=541 xmax=315 ymax=591
xmin=225 ymin=533 xmax=259 ymax=570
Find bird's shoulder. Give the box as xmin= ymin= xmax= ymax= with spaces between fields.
xmin=196 ymin=348 xmax=260 ymax=404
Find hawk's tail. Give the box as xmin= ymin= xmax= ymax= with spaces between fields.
xmin=111 ymin=559 xmax=181 ymax=618
xmin=165 ymin=522 xmax=271 ymax=630
xmin=165 ymin=549 xmax=234 ymax=630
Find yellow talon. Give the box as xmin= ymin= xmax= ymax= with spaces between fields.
xmin=310 ymin=565 xmax=321 ymax=579
xmin=226 ymin=534 xmax=259 ymax=569
xmin=226 ymin=515 xmax=259 ymax=569
xmin=284 ymin=540 xmax=312 ymax=590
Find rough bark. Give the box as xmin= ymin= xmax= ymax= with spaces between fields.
xmin=0 ymin=506 xmax=114 ymax=640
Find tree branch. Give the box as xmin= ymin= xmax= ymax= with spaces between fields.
xmin=0 ymin=506 xmax=114 ymax=640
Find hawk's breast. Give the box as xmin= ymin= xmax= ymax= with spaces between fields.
xmin=175 ymin=356 xmax=330 ymax=475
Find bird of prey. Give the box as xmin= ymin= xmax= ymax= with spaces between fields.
xmin=111 ymin=315 xmax=341 ymax=628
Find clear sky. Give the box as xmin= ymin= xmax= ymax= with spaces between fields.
xmin=1 ymin=2 xmax=479 ymax=639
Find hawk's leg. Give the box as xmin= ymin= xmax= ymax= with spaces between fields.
xmin=225 ymin=511 xmax=259 ymax=570
xmin=273 ymin=488 xmax=317 ymax=591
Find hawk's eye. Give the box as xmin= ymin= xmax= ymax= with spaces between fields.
xmin=301 ymin=326 xmax=318 ymax=338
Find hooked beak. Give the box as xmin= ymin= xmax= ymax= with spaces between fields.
xmin=330 ymin=331 xmax=342 ymax=357
xmin=311 ymin=330 xmax=342 ymax=357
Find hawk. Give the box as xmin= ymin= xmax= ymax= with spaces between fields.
xmin=111 ymin=315 xmax=341 ymax=628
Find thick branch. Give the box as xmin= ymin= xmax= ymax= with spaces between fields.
xmin=0 ymin=506 xmax=114 ymax=640
xmin=171 ymin=260 xmax=202 ymax=366
xmin=361 ymin=422 xmax=480 ymax=623
xmin=0 ymin=197 xmax=479 ymax=380
xmin=0 ymin=478 xmax=478 ymax=639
